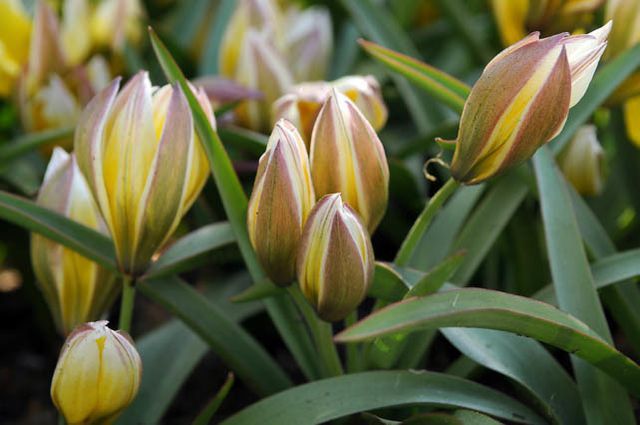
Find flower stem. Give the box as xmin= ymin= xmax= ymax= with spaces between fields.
xmin=394 ymin=177 xmax=460 ymax=266
xmin=288 ymin=286 xmax=343 ymax=378
xmin=118 ymin=275 xmax=136 ymax=332
xmin=344 ymin=311 xmax=362 ymax=373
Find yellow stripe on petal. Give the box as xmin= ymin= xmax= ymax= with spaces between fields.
xmin=491 ymin=0 xmax=529 ymax=46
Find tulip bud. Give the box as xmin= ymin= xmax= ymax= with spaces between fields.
xmin=74 ymin=72 xmax=212 ymax=275
xmin=90 ymin=0 xmax=145 ymax=53
xmin=451 ymin=24 xmax=609 ymax=184
xmin=0 ymin=0 xmax=32 ymax=97
xmin=297 ymin=194 xmax=374 ymax=322
xmin=310 ymin=90 xmax=389 ymax=233
xmin=605 ymin=0 xmax=640 ymax=59
xmin=273 ymin=76 xmax=388 ymax=145
xmin=247 ymin=119 xmax=315 ymax=285
xmin=51 ymin=321 xmax=142 ymax=425
xmin=32 ymin=149 xmax=118 ymax=335
xmin=284 ymin=6 xmax=332 ymax=82
xmin=558 ymin=125 xmax=605 ymax=196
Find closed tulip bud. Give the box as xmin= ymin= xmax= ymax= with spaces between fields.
xmin=284 ymin=6 xmax=332 ymax=81
xmin=247 ymin=119 xmax=314 ymax=285
xmin=310 ymin=90 xmax=389 ymax=233
xmin=451 ymin=24 xmax=610 ymax=184
xmin=51 ymin=321 xmax=142 ymax=425
xmin=32 ymin=149 xmax=118 ymax=335
xmin=605 ymin=0 xmax=640 ymax=59
xmin=74 ymin=72 xmax=212 ymax=275
xmin=0 ymin=0 xmax=31 ymax=97
xmin=273 ymin=76 xmax=387 ymax=145
xmin=558 ymin=125 xmax=605 ymax=196
xmin=297 ymin=194 xmax=374 ymax=322
xmin=91 ymin=0 xmax=145 ymax=53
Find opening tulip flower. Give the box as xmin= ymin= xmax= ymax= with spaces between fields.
xmin=74 ymin=71 xmax=212 ymax=276
xmin=51 ymin=321 xmax=141 ymax=425
xmin=451 ymin=22 xmax=610 ymax=184
xmin=31 ymin=148 xmax=117 ymax=335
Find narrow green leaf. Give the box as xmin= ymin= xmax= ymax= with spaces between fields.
xmin=198 ymin=0 xmax=236 ymax=75
xmin=336 ymin=288 xmax=640 ymax=397
xmin=550 ymin=43 xmax=640 ymax=154
xmin=192 ymin=373 xmax=234 ymax=425
xmin=138 ymin=276 xmax=292 ymax=396
xmin=532 ymin=146 xmax=635 ymax=423
xmin=369 ymin=262 xmax=412 ymax=302
xmin=217 ymin=126 xmax=268 ymax=157
xmin=230 ymin=279 xmax=281 ymax=303
xmin=220 ymin=371 xmax=545 ymax=425
xmin=0 ymin=190 xmax=117 ymax=271
xmin=0 ymin=127 xmax=74 ymax=165
xmin=359 ymin=39 xmax=468 ymax=113
xmin=143 ymin=222 xmax=235 ymax=279
xmin=406 ymin=251 xmax=465 ymax=297
xmin=442 ymin=328 xmax=584 ymax=424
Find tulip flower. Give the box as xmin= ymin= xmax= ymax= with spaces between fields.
xmin=558 ymin=125 xmax=605 ymax=196
xmin=51 ymin=321 xmax=142 ymax=425
xmin=284 ymin=6 xmax=333 ymax=82
xmin=297 ymin=194 xmax=374 ymax=322
xmin=273 ymin=75 xmax=388 ymax=145
xmin=247 ymin=119 xmax=315 ymax=285
xmin=310 ymin=89 xmax=389 ymax=233
xmin=74 ymin=72 xmax=212 ymax=275
xmin=0 ymin=0 xmax=31 ymax=97
xmin=451 ymin=24 xmax=610 ymax=184
xmin=32 ymin=149 xmax=118 ymax=335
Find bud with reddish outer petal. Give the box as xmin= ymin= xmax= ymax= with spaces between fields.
xmin=50 ymin=321 xmax=142 ymax=425
xmin=310 ymin=89 xmax=389 ymax=233
xmin=558 ymin=125 xmax=605 ymax=196
xmin=31 ymin=148 xmax=117 ymax=335
xmin=297 ymin=194 xmax=374 ymax=322
xmin=247 ymin=119 xmax=315 ymax=285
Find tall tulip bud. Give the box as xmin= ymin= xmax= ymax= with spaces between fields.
xmin=451 ymin=25 xmax=609 ymax=184
xmin=284 ymin=6 xmax=332 ymax=82
xmin=0 ymin=0 xmax=32 ymax=97
xmin=273 ymin=75 xmax=388 ymax=145
xmin=558 ymin=125 xmax=605 ymax=196
xmin=297 ymin=194 xmax=374 ymax=322
xmin=310 ymin=90 xmax=389 ymax=233
xmin=51 ymin=321 xmax=142 ymax=425
xmin=32 ymin=149 xmax=117 ymax=335
xmin=74 ymin=72 xmax=212 ymax=275
xmin=247 ymin=119 xmax=314 ymax=285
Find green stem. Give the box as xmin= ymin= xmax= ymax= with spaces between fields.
xmin=118 ymin=275 xmax=136 ymax=332
xmin=58 ymin=414 xmax=66 ymax=425
xmin=288 ymin=286 xmax=344 ymax=378
xmin=395 ymin=177 xmax=460 ymax=266
xmin=344 ymin=312 xmax=362 ymax=373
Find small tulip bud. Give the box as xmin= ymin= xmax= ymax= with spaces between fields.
xmin=32 ymin=148 xmax=118 ymax=335
xmin=247 ymin=119 xmax=315 ymax=285
xmin=284 ymin=6 xmax=333 ymax=82
xmin=51 ymin=321 xmax=142 ymax=425
xmin=310 ymin=90 xmax=389 ymax=233
xmin=74 ymin=72 xmax=212 ymax=275
xmin=297 ymin=194 xmax=374 ymax=322
xmin=0 ymin=0 xmax=32 ymax=97
xmin=451 ymin=24 xmax=609 ymax=184
xmin=558 ymin=125 xmax=605 ymax=196
xmin=273 ymin=76 xmax=388 ymax=145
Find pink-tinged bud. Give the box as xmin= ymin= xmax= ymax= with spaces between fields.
xmin=247 ymin=119 xmax=315 ymax=285
xmin=51 ymin=321 xmax=142 ymax=425
xmin=284 ymin=6 xmax=332 ymax=81
xmin=606 ymin=0 xmax=640 ymax=59
xmin=558 ymin=125 xmax=605 ymax=196
xmin=310 ymin=90 xmax=389 ymax=233
xmin=297 ymin=194 xmax=374 ymax=322
xmin=273 ymin=76 xmax=388 ymax=145
xmin=32 ymin=149 xmax=117 ymax=335
xmin=451 ymin=25 xmax=609 ymax=184
xmin=74 ymin=72 xmax=212 ymax=275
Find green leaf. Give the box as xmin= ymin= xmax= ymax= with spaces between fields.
xmin=220 ymin=371 xmax=545 ymax=425
xmin=0 ymin=127 xmax=74 ymax=165
xmin=229 ymin=279 xmax=281 ymax=303
xmin=533 ymin=145 xmax=635 ymax=423
xmin=217 ymin=126 xmax=268 ymax=157
xmin=550 ymin=43 xmax=640 ymax=154
xmin=335 ymin=288 xmax=640 ymax=397
xmin=192 ymin=373 xmax=234 ymax=425
xmin=198 ymin=0 xmax=236 ymax=75
xmin=0 ymin=189 xmax=117 ymax=271
xmin=369 ymin=262 xmax=411 ymax=302
xmin=359 ymin=39 xmax=468 ymax=113
xmin=406 ymin=251 xmax=465 ymax=297
xmin=442 ymin=328 xmax=584 ymax=424
xmin=143 ymin=222 xmax=235 ymax=279
xmin=138 ymin=275 xmax=292 ymax=396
